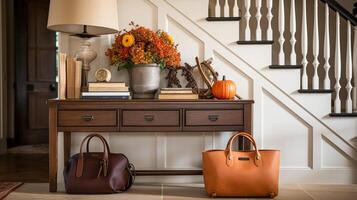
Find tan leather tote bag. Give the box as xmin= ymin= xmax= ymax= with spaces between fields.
xmin=202 ymin=132 xmax=280 ymax=198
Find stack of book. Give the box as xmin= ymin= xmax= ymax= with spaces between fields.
xmin=82 ymin=82 xmax=131 ymax=99
xmin=58 ymin=53 xmax=82 ymax=99
xmin=158 ymin=88 xmax=198 ymax=100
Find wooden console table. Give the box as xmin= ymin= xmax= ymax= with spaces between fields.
xmin=48 ymin=99 xmax=253 ymax=192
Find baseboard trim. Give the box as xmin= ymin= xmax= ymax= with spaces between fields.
xmin=56 ymin=168 xmax=357 ymax=184
xmin=133 ymin=168 xmax=357 ymax=184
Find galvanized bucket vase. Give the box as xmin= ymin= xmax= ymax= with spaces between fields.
xmin=129 ymin=64 xmax=160 ymax=99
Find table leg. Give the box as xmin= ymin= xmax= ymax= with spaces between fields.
xmin=241 ymin=103 xmax=253 ymax=150
xmin=63 ymin=132 xmax=71 ymax=167
xmin=49 ymin=104 xmax=58 ymax=192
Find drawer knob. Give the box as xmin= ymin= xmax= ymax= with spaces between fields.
xmin=144 ymin=115 xmax=154 ymax=122
xmin=208 ymin=115 xmax=219 ymax=122
xmin=81 ymin=115 xmax=95 ymax=121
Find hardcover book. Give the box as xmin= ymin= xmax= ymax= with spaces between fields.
xmin=66 ymin=57 xmax=76 ymax=99
xmin=74 ymin=60 xmax=82 ymax=99
xmin=81 ymin=91 xmax=131 ymax=97
xmin=88 ymin=82 xmax=126 ymax=88
xmin=158 ymin=93 xmax=198 ymax=100
xmin=59 ymin=53 xmax=67 ymax=99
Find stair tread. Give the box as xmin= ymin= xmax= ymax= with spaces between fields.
xmin=237 ymin=40 xmax=274 ymax=45
xmin=298 ymin=89 xmax=333 ymax=93
xmin=330 ymin=113 xmax=357 ymax=117
xmin=269 ymin=65 xmax=302 ymax=69
xmin=206 ymin=17 xmax=241 ymax=21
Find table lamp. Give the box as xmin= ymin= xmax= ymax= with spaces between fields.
xmin=47 ymin=0 xmax=119 ymax=91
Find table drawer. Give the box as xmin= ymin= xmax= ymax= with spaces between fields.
xmin=58 ymin=110 xmax=117 ymax=127
xmin=122 ymin=110 xmax=180 ymax=127
xmin=185 ymin=110 xmax=243 ymax=126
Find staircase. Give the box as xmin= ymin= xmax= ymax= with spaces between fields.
xmin=143 ymin=0 xmax=357 ymax=182
xmin=208 ymin=0 xmax=357 ymax=116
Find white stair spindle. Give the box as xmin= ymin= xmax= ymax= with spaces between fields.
xmin=345 ymin=21 xmax=353 ymax=113
xmin=233 ymin=0 xmax=239 ymax=17
xmin=334 ymin=13 xmax=341 ymax=113
xmin=215 ymin=0 xmax=221 ymax=17
xmin=255 ymin=0 xmax=262 ymax=40
xmin=267 ymin=0 xmax=273 ymax=40
xmin=290 ymin=0 xmax=296 ymax=65
xmin=233 ymin=0 xmax=240 ymax=40
xmin=352 ymin=26 xmax=357 ymax=112
xmin=244 ymin=0 xmax=251 ymax=41
xmin=278 ymin=0 xmax=285 ymax=65
xmin=224 ymin=0 xmax=230 ymax=17
xmin=301 ymin=0 xmax=308 ymax=89
xmin=312 ymin=0 xmax=320 ymax=89
xmin=323 ymin=4 xmax=331 ymax=90
xmin=267 ymin=0 xmax=273 ymax=41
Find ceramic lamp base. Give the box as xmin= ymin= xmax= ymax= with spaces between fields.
xmin=75 ymin=38 xmax=97 ymax=92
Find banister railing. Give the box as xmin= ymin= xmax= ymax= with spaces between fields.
xmin=208 ymin=0 xmax=357 ymax=115
xmin=321 ymin=0 xmax=357 ymax=26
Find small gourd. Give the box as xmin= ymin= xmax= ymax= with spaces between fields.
xmin=211 ymin=75 xmax=236 ymax=99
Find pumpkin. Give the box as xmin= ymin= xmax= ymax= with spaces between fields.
xmin=211 ymin=75 xmax=236 ymax=99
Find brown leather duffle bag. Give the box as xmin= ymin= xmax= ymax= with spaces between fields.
xmin=202 ymin=132 xmax=280 ymax=198
xmin=64 ymin=133 xmax=135 ymax=194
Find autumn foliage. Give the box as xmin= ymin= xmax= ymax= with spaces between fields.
xmin=106 ymin=22 xmax=181 ymax=69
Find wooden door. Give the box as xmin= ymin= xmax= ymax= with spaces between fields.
xmin=15 ymin=0 xmax=57 ymax=145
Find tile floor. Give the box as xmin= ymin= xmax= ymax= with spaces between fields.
xmin=5 ymin=183 xmax=357 ymax=200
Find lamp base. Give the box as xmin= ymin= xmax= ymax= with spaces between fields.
xmin=75 ymin=39 xmax=97 ymax=92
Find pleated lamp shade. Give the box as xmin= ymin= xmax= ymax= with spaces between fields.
xmin=47 ymin=0 xmax=119 ymax=36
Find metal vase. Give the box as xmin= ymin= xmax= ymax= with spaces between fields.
xmin=129 ymin=64 xmax=160 ymax=99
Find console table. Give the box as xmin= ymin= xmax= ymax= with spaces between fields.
xmin=48 ymin=99 xmax=253 ymax=192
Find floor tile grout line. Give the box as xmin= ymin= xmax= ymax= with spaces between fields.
xmin=297 ymin=184 xmax=316 ymax=200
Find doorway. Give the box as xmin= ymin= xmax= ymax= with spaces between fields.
xmin=0 ymin=0 xmax=56 ymax=182
xmin=14 ymin=0 xmax=57 ymax=145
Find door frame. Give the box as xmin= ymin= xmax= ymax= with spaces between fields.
xmin=0 ymin=0 xmax=8 ymax=154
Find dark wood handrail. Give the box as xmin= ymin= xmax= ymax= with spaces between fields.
xmin=321 ymin=0 xmax=357 ymax=26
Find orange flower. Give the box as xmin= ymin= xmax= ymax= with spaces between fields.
xmin=122 ymin=34 xmax=135 ymax=47
xmin=106 ymin=23 xmax=181 ymax=69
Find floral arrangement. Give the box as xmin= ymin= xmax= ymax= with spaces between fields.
xmin=106 ymin=22 xmax=181 ymax=69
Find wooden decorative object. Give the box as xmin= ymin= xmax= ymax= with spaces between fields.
xmin=166 ymin=58 xmax=215 ymax=94
xmin=196 ymin=57 xmax=218 ymax=97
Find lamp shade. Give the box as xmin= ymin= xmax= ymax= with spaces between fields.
xmin=47 ymin=0 xmax=119 ymax=35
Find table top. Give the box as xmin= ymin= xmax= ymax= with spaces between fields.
xmin=48 ymin=98 xmax=255 ymax=105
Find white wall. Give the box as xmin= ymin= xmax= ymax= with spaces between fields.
xmin=58 ymin=0 xmax=357 ymax=184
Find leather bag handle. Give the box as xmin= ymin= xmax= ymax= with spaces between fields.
xmin=225 ymin=132 xmax=261 ymax=167
xmin=225 ymin=132 xmax=256 ymax=150
xmin=76 ymin=134 xmax=110 ymax=178
xmin=85 ymin=134 xmax=111 ymax=154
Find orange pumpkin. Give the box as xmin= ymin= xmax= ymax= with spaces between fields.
xmin=211 ymin=75 xmax=236 ymax=99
